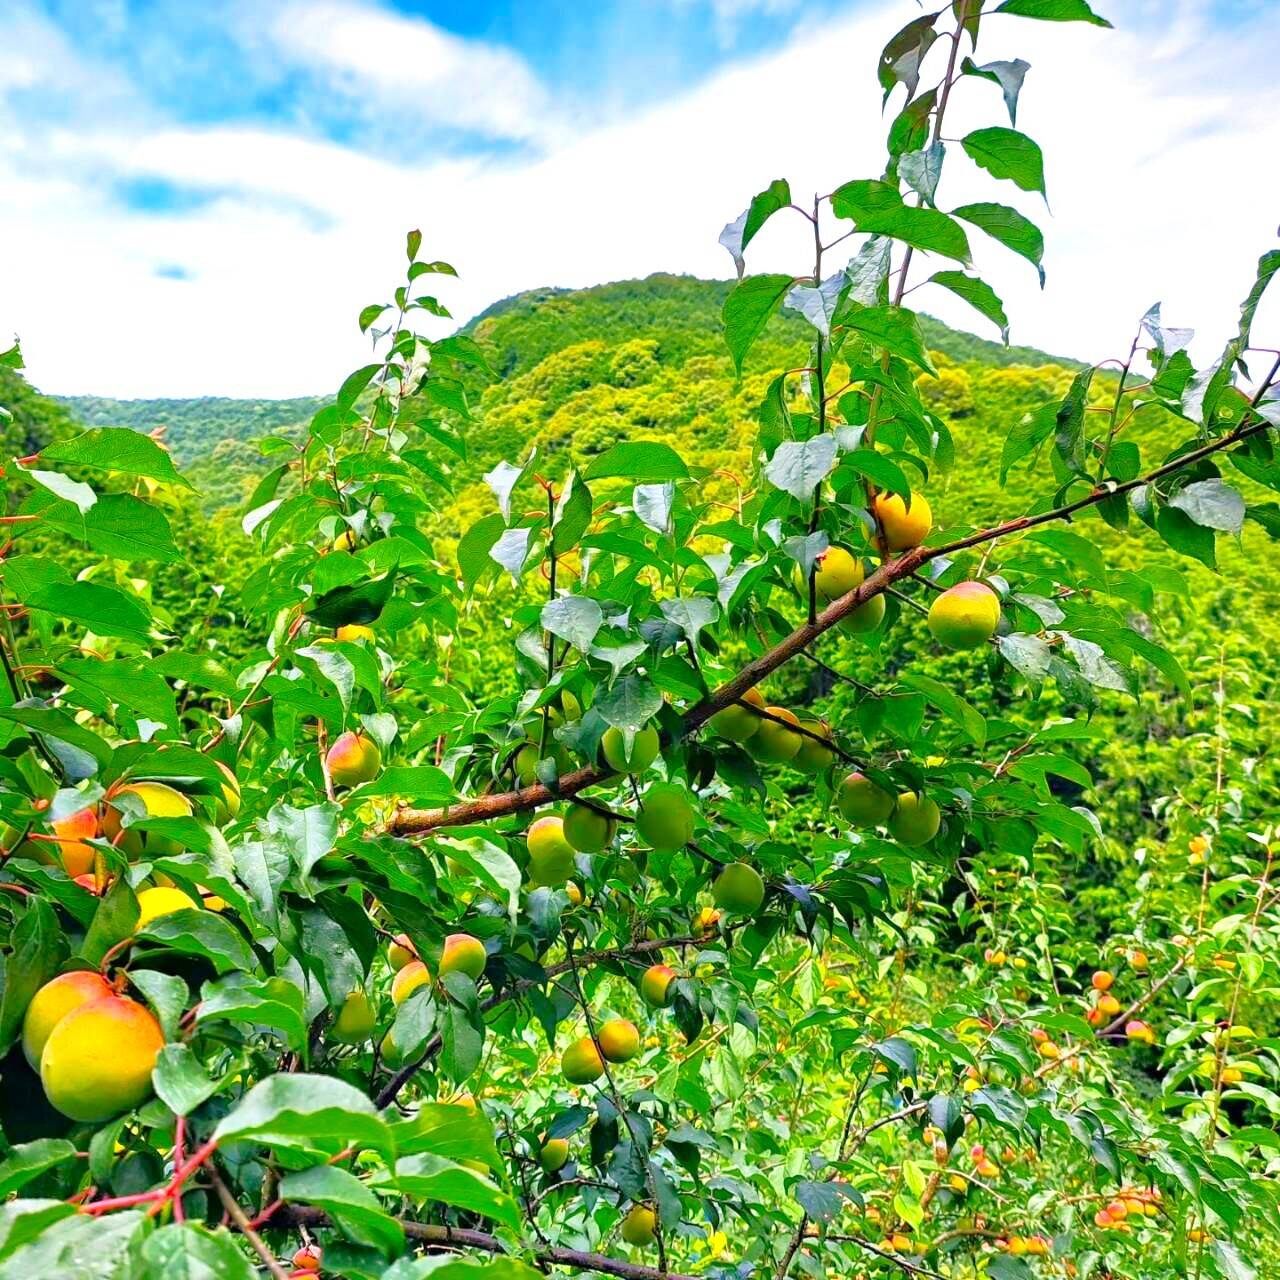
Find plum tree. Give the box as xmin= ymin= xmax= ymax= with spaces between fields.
xmin=0 ymin=4 xmax=1275 ymax=1275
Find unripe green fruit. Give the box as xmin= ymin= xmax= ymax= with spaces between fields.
xmin=440 ymin=932 xmax=487 ymax=980
xmin=750 ymin=707 xmax=802 ymax=763
xmin=540 ymin=1138 xmax=570 ymax=1172
xmin=837 ymin=772 xmax=895 ymax=826
xmin=326 ymin=732 xmax=382 ymax=788
xmin=640 ymin=964 xmax=676 ymax=1008
xmin=791 ymin=546 xmax=865 ymax=600
xmin=841 ymin=593 xmax=886 ymax=635
xmin=794 ymin=720 xmax=836 ymax=773
xmin=621 ymin=1204 xmax=657 ymax=1247
xmin=561 ymin=1035 xmax=605 ymax=1084
xmin=213 ymin=760 xmax=241 ymax=825
xmin=601 ymin=725 xmax=661 ymax=775
xmin=598 ymin=1018 xmax=641 ymax=1062
xmin=635 ymin=785 xmax=695 ymax=851
xmin=927 ymin=581 xmax=1001 ymax=650
xmin=888 ymin=792 xmax=941 ymax=846
xmin=331 ymin=990 xmax=375 ymax=1044
xmin=527 ymin=816 xmax=577 ymax=886
xmin=709 ymin=688 xmax=765 ymax=743
xmin=712 ymin=862 xmax=766 ymax=915
xmin=515 ymin=743 xmax=572 ymax=786
xmin=380 ymin=1028 xmax=406 ymax=1066
xmin=563 ymin=803 xmax=615 ymax=853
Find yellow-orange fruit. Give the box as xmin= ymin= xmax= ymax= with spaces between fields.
xmin=927 ymin=582 xmax=1001 ymax=650
xmin=392 ymin=960 xmax=432 ymax=1006
xmin=792 ymin=546 xmax=864 ymax=600
xmin=597 ymin=1018 xmax=640 ymax=1063
xmin=1091 ymin=969 xmax=1114 ymax=992
xmin=527 ymin=816 xmax=577 ymax=887
xmin=213 ymin=760 xmax=241 ymax=825
xmin=439 ymin=932 xmax=486 ymax=981
xmin=873 ymin=491 xmax=932 ymax=550
xmin=135 ymin=885 xmax=199 ymax=932
xmin=621 ymin=1204 xmax=657 ymax=1247
xmin=837 ymin=772 xmax=895 ymax=826
xmin=540 ymin=1138 xmax=570 ymax=1172
xmin=326 ymin=732 xmax=381 ymax=788
xmin=693 ymin=906 xmax=721 ymax=934
xmin=887 ymin=793 xmax=941 ymax=846
xmin=292 ymin=1246 xmax=322 ymax=1272
xmin=640 ymin=964 xmax=676 ymax=1009
xmin=330 ymin=990 xmax=375 ymax=1044
xmin=565 ymin=882 xmax=583 ymax=906
xmin=22 ymin=970 xmax=114 ymax=1070
xmin=1125 ymin=1019 xmax=1156 ymax=1045
xmin=332 ymin=528 xmax=356 ymax=552
xmin=561 ymin=1036 xmax=605 ymax=1084
xmin=49 ymin=807 xmax=99 ymax=878
xmin=40 ymin=995 xmax=164 ymax=1122
xmin=388 ymin=934 xmax=416 ymax=971
xmin=1096 ymin=993 xmax=1121 ymax=1017
xmin=749 ymin=707 xmax=802 ymax=764
xmin=709 ymin=688 xmax=765 ymax=743
xmin=336 ymin=624 xmax=374 ymax=643
xmin=102 ymin=781 xmax=193 ymax=857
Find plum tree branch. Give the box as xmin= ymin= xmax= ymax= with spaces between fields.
xmin=385 ymin=402 xmax=1274 ymax=839
xmin=272 ymin=1207 xmax=701 ymax=1280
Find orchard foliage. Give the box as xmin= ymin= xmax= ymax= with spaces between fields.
xmin=0 ymin=3 xmax=1278 ymax=1279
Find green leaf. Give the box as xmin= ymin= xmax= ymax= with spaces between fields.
xmin=279 ymin=1165 xmax=404 ymax=1256
xmin=0 ymin=707 xmax=111 ymax=771
xmin=457 ymin=514 xmax=505 ymax=588
xmin=593 ymin=676 xmax=663 ymax=731
xmin=80 ymin=877 xmax=140 ymax=967
xmin=899 ymin=143 xmax=945 ymax=205
xmin=765 ymin=435 xmax=838 ymax=502
xmin=1000 ymin=403 xmax=1056 ymax=481
xmin=584 ymin=440 xmax=690 ymax=483
xmin=541 ymin=595 xmax=603 ymax=652
xmin=839 ymin=450 xmax=911 ymax=503
xmin=308 ymin=570 xmax=396 ymax=629
xmin=138 ymin=1224 xmax=256 ymax=1280
xmin=28 ymin=491 xmax=180 ymax=565
xmin=213 ymin=1074 xmax=393 ymax=1157
xmin=961 ymin=58 xmax=1030 ymax=126
xmin=0 ymin=1208 xmax=148 ymax=1278
xmin=389 ymin=1103 xmax=503 ymax=1170
xmin=928 ymin=271 xmax=1009 ymax=342
xmin=152 ymin=1044 xmax=220 ymax=1117
xmin=719 ymin=179 xmax=792 ymax=275
xmin=371 ymin=1153 xmax=520 ymax=1231
xmin=137 ymin=909 xmax=255 ymax=974
xmin=952 ymin=203 xmax=1045 ymax=285
xmin=722 ymin=274 xmax=794 ymax=376
xmin=41 ymin=428 xmax=192 ymax=488
xmin=126 ymin=969 xmax=189 ymax=1042
xmin=57 ymin=658 xmax=177 ymax=728
xmin=0 ymin=1201 xmax=76 ymax=1264
xmin=831 ymin=181 xmax=971 ymax=265
xmin=489 ymin=527 xmax=533 ymax=583
xmin=900 ymin=673 xmax=987 ymax=745
xmin=878 ymin=12 xmax=940 ymax=102
xmin=0 ymin=1142 xmax=76 ymax=1199
xmin=27 ymin=580 xmax=153 ymax=643
xmin=1238 ymin=249 xmax=1280 ymax=348
xmin=844 ymin=306 xmax=937 ymax=375
xmin=1157 ymin=506 xmax=1217 ymax=568
xmin=552 ymin=472 xmax=592 ymax=554
xmin=0 ymin=899 xmax=65 ymax=1055
xmin=1054 ymin=367 xmax=1095 ymax=473
xmin=962 ymin=127 xmax=1047 ymax=199
xmin=994 ymin=0 xmax=1112 ymax=25
xmin=24 ymin=470 xmax=95 ymax=514
xmin=348 ymin=765 xmax=455 ymax=804
xmin=1169 ymin=479 xmax=1245 ymax=534
xmin=197 ymin=973 xmax=307 ymax=1051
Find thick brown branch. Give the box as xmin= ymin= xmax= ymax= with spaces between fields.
xmin=385 ymin=413 xmax=1272 ymax=840
xmin=273 ymin=1207 xmax=700 ymax=1280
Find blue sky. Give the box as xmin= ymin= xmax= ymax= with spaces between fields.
xmin=2 ymin=0 xmax=1277 ymax=396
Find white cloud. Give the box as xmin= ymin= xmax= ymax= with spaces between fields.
xmin=0 ymin=0 xmax=1277 ymax=398
xmin=261 ymin=0 xmax=566 ymax=146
